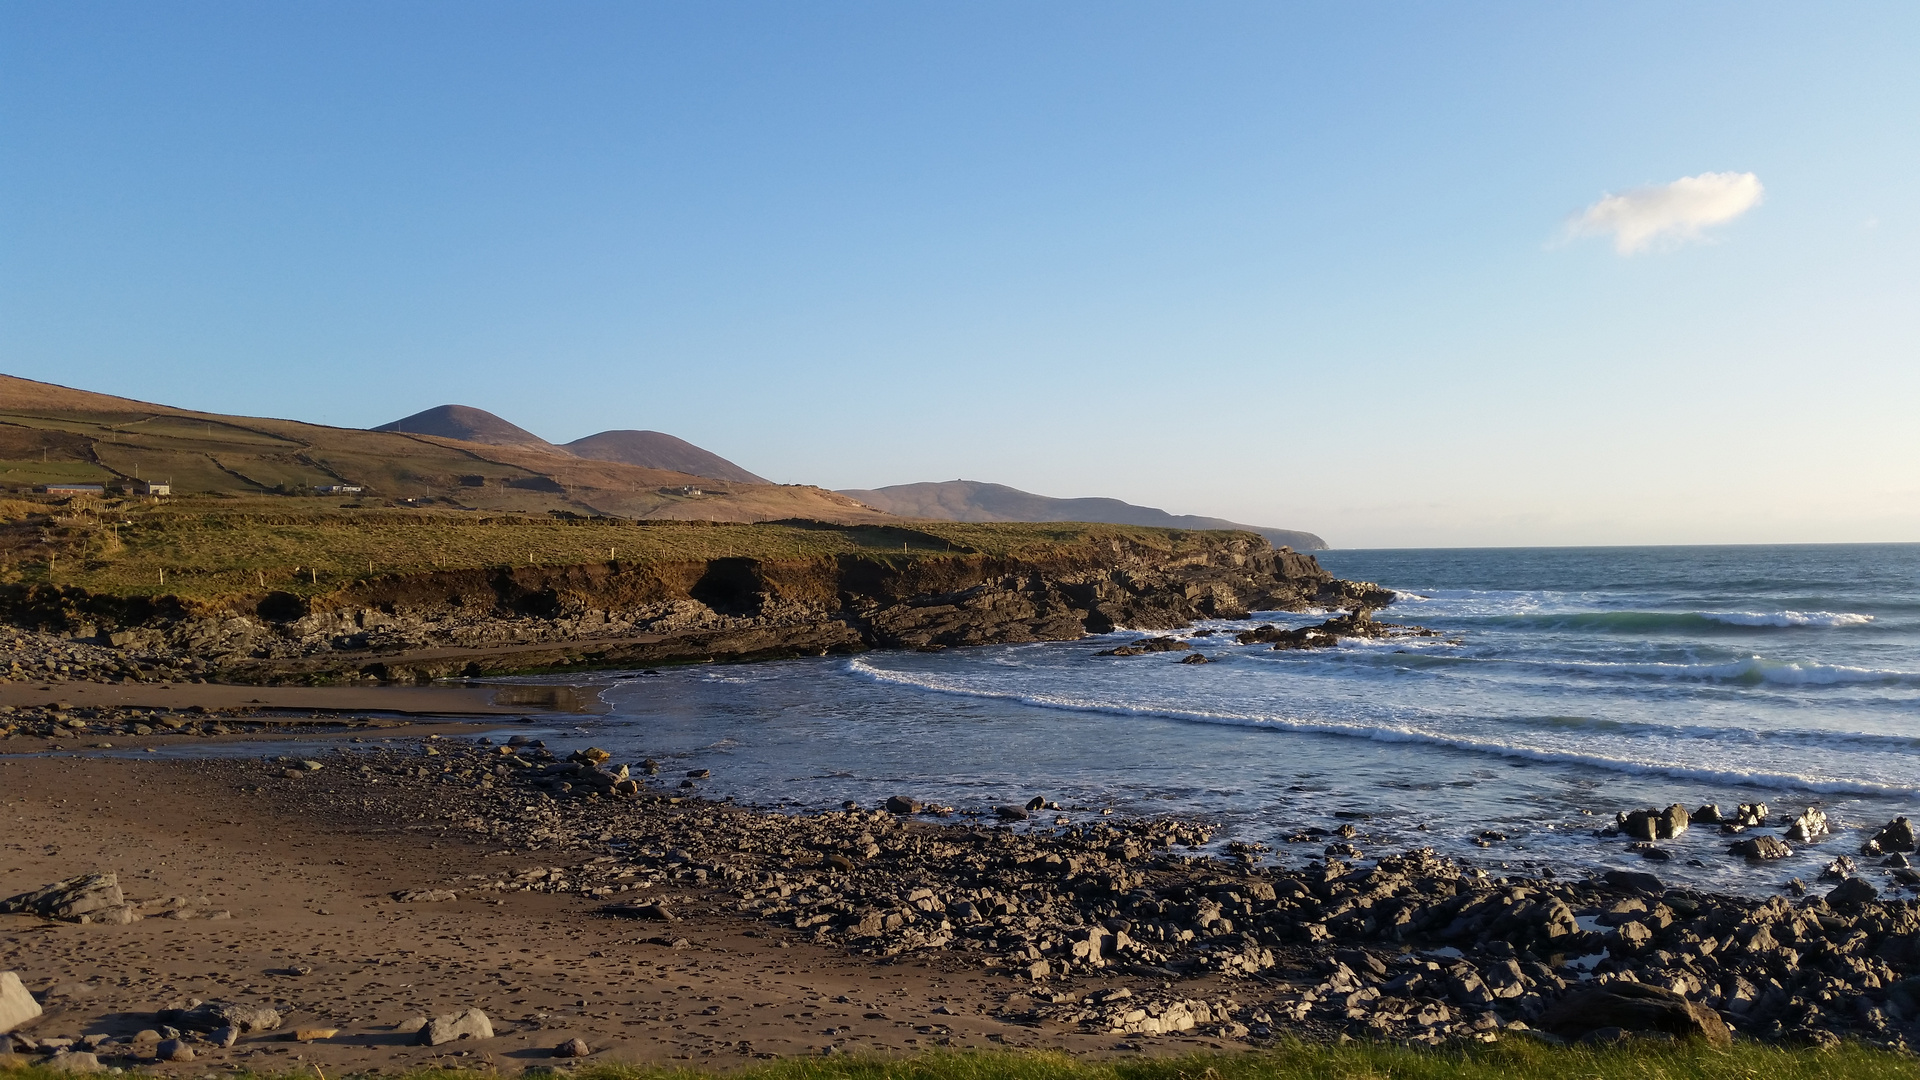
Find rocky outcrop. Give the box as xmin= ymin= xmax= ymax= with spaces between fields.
xmin=3 ymin=534 xmax=1392 ymax=682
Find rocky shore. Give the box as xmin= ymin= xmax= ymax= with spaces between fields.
xmin=1 ymin=536 xmax=1392 ymax=684
xmin=11 ymin=736 xmax=1920 ymax=1069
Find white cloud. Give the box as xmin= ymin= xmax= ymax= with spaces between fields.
xmin=1567 ymin=171 xmax=1764 ymax=255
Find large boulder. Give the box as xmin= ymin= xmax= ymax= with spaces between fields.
xmin=166 ymin=1000 xmax=282 ymax=1034
xmin=1827 ymin=876 xmax=1879 ymax=913
xmin=1864 ymin=817 xmax=1917 ymax=855
xmin=1540 ymin=983 xmax=1731 ymax=1047
xmin=0 ymin=971 xmax=42 ymax=1033
xmin=1730 ymin=836 xmax=1792 ymax=860
xmin=0 ymin=874 xmax=134 ymax=925
xmin=1784 ymin=807 xmax=1830 ymax=844
xmin=418 ymin=1008 xmax=493 ymax=1046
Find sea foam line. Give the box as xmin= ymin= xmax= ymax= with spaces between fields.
xmin=845 ymin=658 xmax=1918 ymax=796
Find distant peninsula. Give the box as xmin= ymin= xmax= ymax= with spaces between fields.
xmin=839 ymin=480 xmax=1328 ymax=551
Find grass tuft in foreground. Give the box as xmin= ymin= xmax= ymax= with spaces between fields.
xmin=6 ymin=1042 xmax=1920 ymax=1080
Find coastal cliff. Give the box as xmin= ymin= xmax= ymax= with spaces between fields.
xmin=2 ymin=528 xmax=1389 ymax=683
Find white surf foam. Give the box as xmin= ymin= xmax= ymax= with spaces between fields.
xmin=845 ymin=657 xmax=1917 ymax=795
xmin=1701 ymin=610 xmax=1875 ymax=628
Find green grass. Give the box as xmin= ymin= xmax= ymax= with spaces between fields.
xmin=2 ymin=496 xmax=1255 ymax=603
xmin=4 ymin=1043 xmax=1918 ymax=1080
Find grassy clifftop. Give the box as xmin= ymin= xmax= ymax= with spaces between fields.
xmin=3 ymin=493 xmax=1272 ymax=606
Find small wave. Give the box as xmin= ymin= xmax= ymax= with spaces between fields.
xmin=845 ymin=658 xmax=1917 ymax=795
xmin=1540 ymin=655 xmax=1920 ymax=687
xmin=1474 ymin=610 xmax=1875 ymax=634
xmin=1701 ymin=610 xmax=1875 ymax=628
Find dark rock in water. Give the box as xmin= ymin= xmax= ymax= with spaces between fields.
xmin=1601 ymin=869 xmax=1664 ymax=894
xmin=885 ymin=795 xmax=921 ymax=815
xmin=1864 ymin=817 xmax=1917 ymax=855
xmin=1539 ymin=983 xmax=1731 ymax=1048
xmin=1177 ymin=653 xmax=1211 ymax=665
xmin=1827 ymin=876 xmax=1879 ymax=912
xmin=1820 ymin=855 xmax=1857 ymax=881
xmin=1730 ymin=836 xmax=1792 ymax=860
xmin=1628 ymin=843 xmax=1672 ymax=861
xmin=1096 ymin=636 xmax=1189 ymax=657
xmin=1690 ymin=804 xmax=1724 ymax=825
xmin=1618 ymin=805 xmax=1688 ymax=841
xmin=1734 ymin=802 xmax=1769 ymax=828
xmin=1783 ymin=807 xmax=1829 ymax=844
xmin=1886 ymin=853 xmax=1912 ymax=868
xmin=995 ymin=805 xmax=1031 ymax=821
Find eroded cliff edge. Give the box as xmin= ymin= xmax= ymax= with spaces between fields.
xmin=3 ymin=532 xmax=1391 ymax=683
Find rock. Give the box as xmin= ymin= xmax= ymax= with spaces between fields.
xmin=392 ymin=889 xmax=458 ymax=903
xmin=1820 ymin=855 xmax=1857 ymax=881
xmin=42 ymin=1051 xmax=103 ymax=1073
xmin=291 ymin=1027 xmax=338 ymax=1042
xmin=155 ymin=1038 xmax=194 ymax=1062
xmin=1827 ymin=876 xmax=1879 ymax=912
xmin=1539 ymin=983 xmax=1731 ymax=1048
xmin=603 ymin=902 xmax=675 ymax=921
xmin=571 ymin=748 xmax=611 ymax=765
xmin=885 ymin=796 xmax=921 ymax=815
xmin=0 ymin=971 xmax=42 ymax=1033
xmin=1177 ymin=653 xmax=1211 ymax=665
xmin=1618 ymin=805 xmax=1688 ymax=841
xmin=995 ymin=806 xmax=1030 ymax=821
xmin=1866 ymin=817 xmax=1917 ymax=855
xmin=1601 ymin=869 xmax=1664 ymax=894
xmin=0 ymin=873 xmax=129 ymax=923
xmin=686 ymin=769 xmax=710 ymax=779
xmin=1735 ymin=802 xmax=1769 ymax=827
xmin=1690 ymin=804 xmax=1724 ymax=824
xmin=395 ymin=1017 xmax=428 ymax=1034
xmin=417 ymin=1008 xmax=493 ymax=1046
xmin=1784 ymin=807 xmax=1830 ymax=844
xmin=553 ymin=1037 xmax=590 ymax=1058
xmin=169 ymin=1000 xmax=283 ymax=1033
xmin=1730 ymin=836 xmax=1792 ymax=860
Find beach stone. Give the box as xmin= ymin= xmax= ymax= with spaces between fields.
xmin=292 ymin=1027 xmax=338 ymax=1042
xmin=552 ymin=1037 xmax=590 ymax=1058
xmin=1690 ymin=805 xmax=1724 ymax=825
xmin=155 ymin=1038 xmax=194 ymax=1062
xmin=1601 ymin=869 xmax=1664 ymax=894
xmin=885 ymin=796 xmax=921 ymax=815
xmin=0 ymin=971 xmax=43 ymax=1033
xmin=418 ymin=1008 xmax=493 ymax=1046
xmin=1539 ymin=983 xmax=1730 ymax=1047
xmin=995 ymin=805 xmax=1030 ymax=821
xmin=603 ymin=902 xmax=674 ymax=921
xmin=41 ymin=1051 xmax=103 ymax=1073
xmin=1730 ymin=836 xmax=1792 ymax=860
xmin=1177 ymin=653 xmax=1211 ymax=664
xmin=0 ymin=872 xmax=125 ymax=922
xmin=1784 ymin=807 xmax=1830 ymax=844
xmin=1827 ymin=877 xmax=1879 ymax=912
xmin=170 ymin=1000 xmax=283 ymax=1033
xmin=395 ymin=1017 xmax=428 ymax=1034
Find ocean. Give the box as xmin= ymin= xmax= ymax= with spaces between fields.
xmin=547 ymin=543 xmax=1920 ymax=896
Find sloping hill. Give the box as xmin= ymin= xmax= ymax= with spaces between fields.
xmin=564 ymin=430 xmax=768 ymax=484
xmin=840 ymin=480 xmax=1327 ymax=550
xmin=0 ymin=373 xmax=887 ymax=525
xmin=373 ymin=404 xmax=555 ymax=449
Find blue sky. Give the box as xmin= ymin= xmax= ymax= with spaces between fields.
xmin=4 ymin=2 xmax=1916 ymax=546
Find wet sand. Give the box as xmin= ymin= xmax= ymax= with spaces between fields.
xmin=0 ymin=681 xmax=604 ymax=716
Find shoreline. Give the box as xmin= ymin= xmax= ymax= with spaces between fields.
xmin=7 ymin=729 xmax=1920 ymax=1071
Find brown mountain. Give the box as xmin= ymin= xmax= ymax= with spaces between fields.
xmin=840 ymin=480 xmax=1328 ymax=550
xmin=372 ymin=404 xmax=555 ymax=449
xmin=0 ymin=373 xmax=886 ymax=524
xmin=564 ymin=430 xmax=768 ymax=484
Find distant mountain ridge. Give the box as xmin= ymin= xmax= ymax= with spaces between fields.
xmin=563 ymin=430 xmax=768 ymax=484
xmin=374 ymin=405 xmax=766 ymax=484
xmin=838 ymin=480 xmax=1328 ymax=551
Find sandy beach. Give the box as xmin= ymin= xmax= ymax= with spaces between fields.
xmin=0 ymin=743 xmax=1245 ymax=1072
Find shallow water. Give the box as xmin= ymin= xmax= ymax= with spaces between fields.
xmin=525 ymin=544 xmax=1920 ymax=895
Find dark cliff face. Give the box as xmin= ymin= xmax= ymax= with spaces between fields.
xmin=0 ymin=536 xmax=1392 ymax=682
